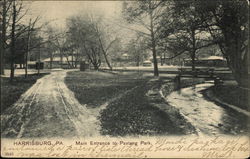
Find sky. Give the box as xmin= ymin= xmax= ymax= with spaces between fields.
xmin=20 ymin=1 xmax=138 ymax=45
xmin=24 ymin=1 xmax=123 ymax=29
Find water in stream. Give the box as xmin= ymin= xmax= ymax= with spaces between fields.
xmin=166 ymin=82 xmax=249 ymax=136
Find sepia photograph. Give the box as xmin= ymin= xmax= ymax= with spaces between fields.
xmin=0 ymin=0 xmax=249 ymax=158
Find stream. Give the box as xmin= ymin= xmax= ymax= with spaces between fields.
xmin=166 ymin=82 xmax=249 ymax=136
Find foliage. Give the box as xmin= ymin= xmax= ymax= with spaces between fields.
xmin=125 ymin=35 xmax=150 ymax=66
xmin=203 ymin=0 xmax=249 ymax=87
xmin=158 ymin=0 xmax=216 ymax=70
xmin=170 ymin=0 xmax=249 ymax=86
xmin=122 ymin=0 xmax=170 ymax=76
xmin=1 ymin=0 xmax=43 ymax=80
xmin=66 ymin=14 xmax=118 ymax=70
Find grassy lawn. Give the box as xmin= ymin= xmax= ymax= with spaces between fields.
xmin=65 ymin=71 xmax=191 ymax=136
xmin=65 ymin=71 xmax=150 ymax=108
xmin=99 ymin=79 xmax=187 ymax=136
xmin=209 ymin=83 xmax=249 ymax=111
xmin=1 ymin=73 xmax=48 ymax=113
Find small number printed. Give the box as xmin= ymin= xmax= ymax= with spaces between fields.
xmin=4 ymin=152 xmax=14 ymax=156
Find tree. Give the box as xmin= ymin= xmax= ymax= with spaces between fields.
xmin=0 ymin=0 xmax=8 ymax=75
xmin=126 ymin=35 xmax=149 ymax=66
xmin=67 ymin=14 xmax=118 ymax=70
xmin=66 ymin=15 xmax=101 ymax=70
xmin=41 ymin=27 xmax=68 ymax=68
xmin=122 ymin=0 xmax=168 ymax=76
xmin=13 ymin=33 xmax=27 ymax=67
xmin=0 ymin=0 xmax=15 ymax=75
xmin=24 ymin=20 xmax=31 ymax=77
xmin=24 ymin=17 xmax=40 ymax=77
xmin=174 ymin=0 xmax=249 ymax=86
xmin=158 ymin=0 xmax=216 ymax=71
xmin=10 ymin=0 xmax=17 ymax=82
xmin=1 ymin=0 xmax=44 ymax=80
xmin=106 ymin=38 xmax=123 ymax=66
xmin=44 ymin=26 xmax=57 ymax=69
xmin=1 ymin=0 xmax=38 ymax=81
xmin=201 ymin=0 xmax=249 ymax=87
xmin=94 ymin=20 xmax=118 ymax=70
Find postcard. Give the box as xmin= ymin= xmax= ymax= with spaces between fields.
xmin=1 ymin=0 xmax=249 ymax=158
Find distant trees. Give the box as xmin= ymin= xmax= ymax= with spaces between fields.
xmin=169 ymin=0 xmax=249 ymax=86
xmin=105 ymin=38 xmax=124 ymax=66
xmin=122 ymin=0 xmax=169 ymax=76
xmin=0 ymin=0 xmax=41 ymax=81
xmin=67 ymin=15 xmax=102 ymax=70
xmin=44 ymin=27 xmax=58 ymax=69
xmin=48 ymin=30 xmax=74 ymax=68
xmin=122 ymin=0 xmax=248 ymax=87
xmin=200 ymin=0 xmax=249 ymax=87
xmin=159 ymin=1 xmax=215 ymax=71
xmin=0 ymin=0 xmax=9 ymax=75
xmin=126 ymin=36 xmax=149 ymax=66
xmin=66 ymin=14 xmax=118 ymax=70
xmin=1 ymin=0 xmax=248 ymax=87
xmin=9 ymin=0 xmax=17 ymax=81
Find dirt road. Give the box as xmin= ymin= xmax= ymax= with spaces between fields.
xmin=1 ymin=70 xmax=102 ymax=138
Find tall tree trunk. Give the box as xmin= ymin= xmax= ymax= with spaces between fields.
xmin=163 ymin=51 xmax=166 ymax=65
xmin=37 ymin=46 xmax=40 ymax=75
xmin=25 ymin=19 xmax=31 ymax=78
xmin=226 ymin=39 xmax=249 ymax=87
xmin=160 ymin=53 xmax=163 ymax=66
xmin=75 ymin=49 xmax=79 ymax=68
xmin=0 ymin=0 xmax=7 ymax=75
xmin=150 ymin=9 xmax=159 ymax=76
xmin=191 ymin=50 xmax=195 ymax=71
xmin=60 ymin=50 xmax=63 ymax=68
xmin=10 ymin=1 xmax=16 ymax=82
xmin=103 ymin=52 xmax=112 ymax=70
xmin=136 ymin=54 xmax=140 ymax=66
xmin=191 ymin=28 xmax=196 ymax=72
xmin=72 ymin=51 xmax=74 ymax=68
xmin=85 ymin=46 xmax=101 ymax=70
xmin=50 ymin=52 xmax=53 ymax=69
xmin=65 ymin=54 xmax=72 ymax=68
xmin=98 ymin=38 xmax=112 ymax=70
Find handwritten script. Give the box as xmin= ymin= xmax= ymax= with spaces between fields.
xmin=1 ymin=136 xmax=249 ymax=158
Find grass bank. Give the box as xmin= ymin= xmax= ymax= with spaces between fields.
xmin=99 ymin=78 xmax=190 ymax=136
xmin=65 ymin=71 xmax=195 ymax=136
xmin=206 ymin=82 xmax=249 ymax=111
xmin=1 ymin=73 xmax=48 ymax=113
xmin=65 ymin=71 xmax=149 ymax=108
xmin=100 ymin=77 xmax=205 ymax=136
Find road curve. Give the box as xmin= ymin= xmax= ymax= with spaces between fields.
xmin=1 ymin=70 xmax=101 ymax=138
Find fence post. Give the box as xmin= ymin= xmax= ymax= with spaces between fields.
xmin=80 ymin=61 xmax=85 ymax=71
xmin=175 ymin=75 xmax=181 ymax=90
